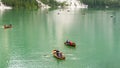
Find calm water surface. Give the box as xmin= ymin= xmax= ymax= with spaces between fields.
xmin=0 ymin=8 xmax=120 ymax=68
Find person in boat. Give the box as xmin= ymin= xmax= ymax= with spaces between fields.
xmin=66 ymin=40 xmax=73 ymax=45
xmin=58 ymin=52 xmax=62 ymax=58
xmin=56 ymin=50 xmax=59 ymax=56
xmin=56 ymin=50 xmax=62 ymax=58
xmin=4 ymin=24 xmax=12 ymax=29
xmin=69 ymin=41 xmax=73 ymax=45
xmin=66 ymin=40 xmax=70 ymax=44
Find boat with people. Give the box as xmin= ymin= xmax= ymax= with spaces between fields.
xmin=64 ymin=40 xmax=76 ymax=47
xmin=4 ymin=24 xmax=12 ymax=29
xmin=52 ymin=50 xmax=65 ymax=60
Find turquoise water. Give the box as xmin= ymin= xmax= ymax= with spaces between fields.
xmin=0 ymin=8 xmax=120 ymax=68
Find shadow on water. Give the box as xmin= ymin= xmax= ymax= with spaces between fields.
xmin=54 ymin=56 xmax=65 ymax=65
xmin=64 ymin=44 xmax=76 ymax=50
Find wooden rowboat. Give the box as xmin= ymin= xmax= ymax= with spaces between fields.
xmin=4 ymin=24 xmax=12 ymax=29
xmin=52 ymin=50 xmax=65 ymax=60
xmin=64 ymin=41 xmax=76 ymax=47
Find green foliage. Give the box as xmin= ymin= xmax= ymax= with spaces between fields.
xmin=60 ymin=1 xmax=68 ymax=8
xmin=80 ymin=0 xmax=120 ymax=8
xmin=2 ymin=0 xmax=38 ymax=9
xmin=1 ymin=0 xmax=70 ymax=9
xmin=40 ymin=0 xmax=63 ymax=8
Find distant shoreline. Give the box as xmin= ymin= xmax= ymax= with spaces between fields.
xmin=0 ymin=2 xmax=12 ymax=10
xmin=1 ymin=0 xmax=120 ymax=9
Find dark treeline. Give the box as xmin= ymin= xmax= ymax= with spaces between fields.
xmin=2 ymin=0 xmax=38 ymax=9
xmin=41 ymin=0 xmax=59 ymax=8
xmin=80 ymin=0 xmax=120 ymax=8
xmin=2 ymin=0 xmax=66 ymax=9
xmin=40 ymin=0 xmax=66 ymax=8
xmin=2 ymin=0 xmax=120 ymax=9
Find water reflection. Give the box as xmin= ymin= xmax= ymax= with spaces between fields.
xmin=0 ymin=29 xmax=10 ymax=68
xmin=47 ymin=9 xmax=77 ymax=48
xmin=0 ymin=8 xmax=120 ymax=68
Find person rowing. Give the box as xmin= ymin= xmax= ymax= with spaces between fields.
xmin=52 ymin=50 xmax=65 ymax=60
xmin=65 ymin=40 xmax=76 ymax=47
xmin=66 ymin=40 xmax=73 ymax=45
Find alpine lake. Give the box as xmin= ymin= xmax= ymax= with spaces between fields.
xmin=0 ymin=8 xmax=120 ymax=68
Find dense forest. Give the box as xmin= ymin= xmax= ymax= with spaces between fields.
xmin=2 ymin=0 xmax=38 ymax=9
xmin=40 ymin=0 xmax=59 ymax=8
xmin=1 ymin=0 xmax=120 ymax=9
xmin=1 ymin=0 xmax=65 ymax=9
xmin=80 ymin=0 xmax=120 ymax=8
xmin=40 ymin=0 xmax=66 ymax=8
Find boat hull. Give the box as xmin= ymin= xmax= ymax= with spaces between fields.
xmin=64 ymin=42 xmax=76 ymax=47
xmin=52 ymin=50 xmax=65 ymax=60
